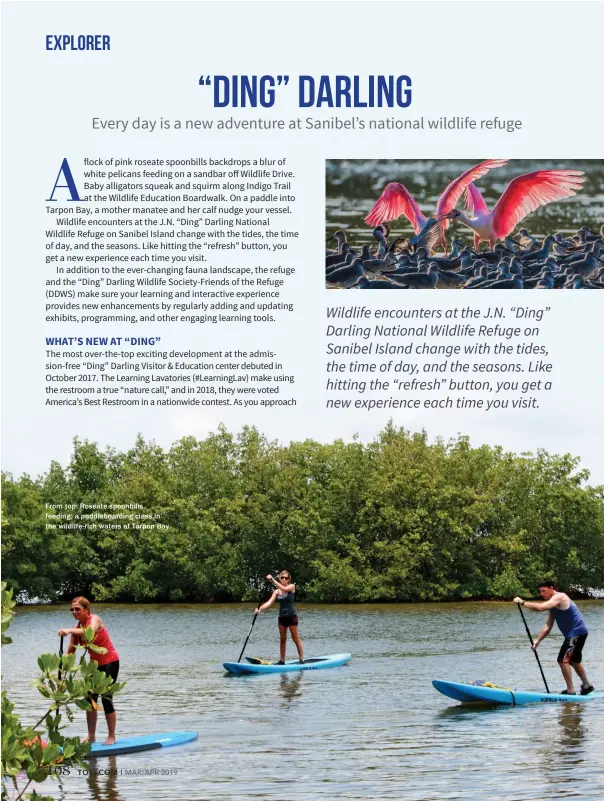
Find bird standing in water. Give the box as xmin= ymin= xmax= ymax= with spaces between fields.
xmin=442 ymin=171 xmax=585 ymax=249
xmin=365 ymin=159 xmax=508 ymax=253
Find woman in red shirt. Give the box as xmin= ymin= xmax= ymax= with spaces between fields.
xmin=57 ymin=596 xmax=120 ymax=745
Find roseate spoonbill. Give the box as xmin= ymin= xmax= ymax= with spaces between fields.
xmin=443 ymin=171 xmax=585 ymax=249
xmin=364 ymin=159 xmax=508 ymax=253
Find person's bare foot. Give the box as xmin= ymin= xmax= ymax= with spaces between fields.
xmin=103 ymin=736 xmax=116 ymax=746
xmin=81 ymin=736 xmax=96 ymax=743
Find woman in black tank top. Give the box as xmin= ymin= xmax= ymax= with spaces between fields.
xmin=255 ymin=570 xmax=304 ymax=664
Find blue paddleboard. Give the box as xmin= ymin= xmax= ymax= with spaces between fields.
xmin=432 ymin=680 xmax=603 ymax=706
xmin=89 ymin=731 xmax=198 ymax=757
xmin=223 ymin=653 xmax=351 ymax=675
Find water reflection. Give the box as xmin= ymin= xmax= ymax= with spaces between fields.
xmin=556 ymin=703 xmax=586 ymax=756
xmin=279 ymin=672 xmax=303 ymax=703
xmin=86 ymin=757 xmax=124 ymax=801
xmin=530 ymin=702 xmax=589 ymax=796
xmin=436 ymin=703 xmax=503 ymax=720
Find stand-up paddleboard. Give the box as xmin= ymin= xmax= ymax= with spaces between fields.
xmin=223 ymin=653 xmax=351 ymax=675
xmin=432 ymin=680 xmax=603 ymax=706
xmin=89 ymin=731 xmax=198 ymax=757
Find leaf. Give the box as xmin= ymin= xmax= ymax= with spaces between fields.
xmin=27 ymin=766 xmax=50 ymax=782
xmin=30 ymin=790 xmax=57 ymax=801
xmin=4 ymin=758 xmax=24 ymax=775
xmin=40 ymin=744 xmax=61 ymax=764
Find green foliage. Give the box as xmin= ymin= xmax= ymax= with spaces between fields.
xmin=2 ymin=582 xmax=16 ymax=645
xmin=1 ymin=583 xmax=125 ymax=801
xmin=488 ymin=566 xmax=529 ymax=599
xmin=2 ymin=426 xmax=604 ymax=603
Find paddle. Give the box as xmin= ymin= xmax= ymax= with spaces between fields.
xmin=237 ymin=582 xmax=273 ymax=663
xmin=517 ymin=602 xmax=550 ymax=693
xmin=56 ymin=634 xmax=64 ymax=720
xmin=237 ymin=612 xmax=259 ymax=663
xmin=58 ymin=634 xmax=64 ymax=681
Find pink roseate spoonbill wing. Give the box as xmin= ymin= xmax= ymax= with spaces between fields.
xmin=436 ymin=159 xmax=508 ymax=224
xmin=464 ymin=183 xmax=490 ymax=217
xmin=365 ymin=182 xmax=426 ymax=232
xmin=491 ymin=170 xmax=585 ymax=240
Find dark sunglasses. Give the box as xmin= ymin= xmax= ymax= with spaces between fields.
xmin=279 ymin=575 xmax=290 ymax=580
xmin=70 ymin=606 xmax=83 ymax=612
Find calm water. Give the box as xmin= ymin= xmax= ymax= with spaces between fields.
xmin=325 ymin=160 xmax=604 ymax=249
xmin=3 ymin=602 xmax=604 ymax=800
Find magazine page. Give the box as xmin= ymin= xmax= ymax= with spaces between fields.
xmin=2 ymin=1 xmax=603 ymax=800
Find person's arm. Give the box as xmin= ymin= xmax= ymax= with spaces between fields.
xmin=266 ymin=574 xmax=295 ymax=593
xmin=513 ymin=592 xmax=564 ymax=612
xmin=58 ymin=626 xmax=81 ymax=637
xmin=65 ymin=633 xmax=79 ymax=655
xmin=255 ymin=591 xmax=278 ymax=613
xmin=532 ymin=611 xmax=554 ymax=649
xmin=57 ymin=615 xmax=101 ymax=641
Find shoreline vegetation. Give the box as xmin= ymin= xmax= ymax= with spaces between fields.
xmin=2 ymin=424 xmax=603 ymax=604
xmin=12 ymin=599 xmax=604 ymax=610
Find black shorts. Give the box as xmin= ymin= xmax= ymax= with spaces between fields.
xmin=557 ymin=634 xmax=587 ymax=665
xmin=278 ymin=615 xmax=299 ymax=628
xmin=89 ymin=660 xmax=120 ymax=715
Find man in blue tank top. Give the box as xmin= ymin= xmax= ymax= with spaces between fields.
xmin=513 ymin=582 xmax=594 ymax=695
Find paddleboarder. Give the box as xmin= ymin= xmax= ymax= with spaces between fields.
xmin=57 ymin=597 xmax=120 ymax=744
xmin=513 ymin=582 xmax=594 ymax=695
xmin=255 ymin=571 xmax=304 ymax=665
